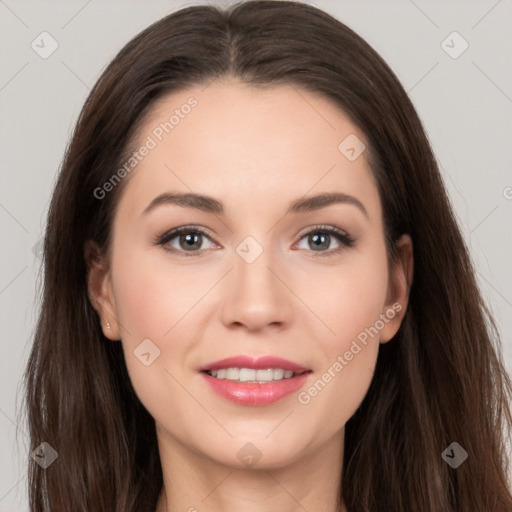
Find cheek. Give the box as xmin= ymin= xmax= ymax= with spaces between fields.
xmin=111 ymin=247 xmax=205 ymax=343
xmin=295 ymin=244 xmax=388 ymax=427
xmin=108 ymin=247 xmax=191 ymax=398
xmin=308 ymin=242 xmax=389 ymax=353
xmin=331 ymin=267 xmax=388 ymax=341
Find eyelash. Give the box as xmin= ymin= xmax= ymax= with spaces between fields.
xmin=154 ymin=224 xmax=356 ymax=258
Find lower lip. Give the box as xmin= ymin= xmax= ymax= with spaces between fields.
xmin=201 ymin=371 xmax=311 ymax=406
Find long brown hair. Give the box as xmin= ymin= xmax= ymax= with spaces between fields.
xmin=23 ymin=1 xmax=512 ymax=510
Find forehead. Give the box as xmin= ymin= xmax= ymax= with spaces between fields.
xmin=115 ymin=78 xmax=381 ymax=223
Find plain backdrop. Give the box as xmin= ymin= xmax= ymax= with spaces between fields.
xmin=1 ymin=0 xmax=511 ymax=509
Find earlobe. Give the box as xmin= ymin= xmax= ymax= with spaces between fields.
xmin=380 ymin=234 xmax=414 ymax=344
xmin=84 ymin=240 xmax=121 ymax=340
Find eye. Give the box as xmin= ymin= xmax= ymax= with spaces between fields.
xmin=155 ymin=225 xmax=217 ymax=256
xmin=295 ymin=225 xmax=355 ymax=256
xmin=155 ymin=224 xmax=356 ymax=257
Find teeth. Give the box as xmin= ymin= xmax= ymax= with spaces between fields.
xmin=226 ymin=368 xmax=239 ymax=380
xmin=240 ymin=368 xmax=256 ymax=382
xmin=208 ymin=367 xmax=299 ymax=382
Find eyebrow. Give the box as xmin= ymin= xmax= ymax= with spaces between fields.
xmin=142 ymin=191 xmax=369 ymax=219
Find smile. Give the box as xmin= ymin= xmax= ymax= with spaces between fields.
xmin=204 ymin=367 xmax=305 ymax=383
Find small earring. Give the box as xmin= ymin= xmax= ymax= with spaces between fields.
xmin=106 ymin=322 xmax=111 ymax=329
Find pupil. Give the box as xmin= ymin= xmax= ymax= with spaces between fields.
xmin=181 ymin=233 xmax=201 ymax=250
xmin=311 ymin=233 xmax=329 ymax=250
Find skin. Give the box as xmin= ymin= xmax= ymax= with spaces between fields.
xmin=88 ymin=77 xmax=413 ymax=512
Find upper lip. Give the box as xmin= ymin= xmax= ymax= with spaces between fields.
xmin=199 ymin=355 xmax=310 ymax=373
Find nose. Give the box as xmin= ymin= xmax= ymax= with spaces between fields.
xmin=220 ymin=241 xmax=293 ymax=333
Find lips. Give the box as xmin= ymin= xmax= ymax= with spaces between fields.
xmin=199 ymin=355 xmax=312 ymax=406
xmin=199 ymin=355 xmax=310 ymax=373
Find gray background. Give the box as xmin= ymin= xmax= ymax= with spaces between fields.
xmin=1 ymin=0 xmax=511 ymax=509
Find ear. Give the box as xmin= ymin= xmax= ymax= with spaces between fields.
xmin=84 ymin=240 xmax=121 ymax=340
xmin=379 ymin=234 xmax=413 ymax=343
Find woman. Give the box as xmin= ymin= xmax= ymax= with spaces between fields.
xmin=24 ymin=1 xmax=512 ymax=511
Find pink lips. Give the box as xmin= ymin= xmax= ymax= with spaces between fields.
xmin=199 ymin=355 xmax=312 ymax=407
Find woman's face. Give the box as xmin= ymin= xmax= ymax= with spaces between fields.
xmin=89 ymin=78 xmax=411 ymax=469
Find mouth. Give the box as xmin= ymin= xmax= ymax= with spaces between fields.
xmin=199 ymin=355 xmax=312 ymax=406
